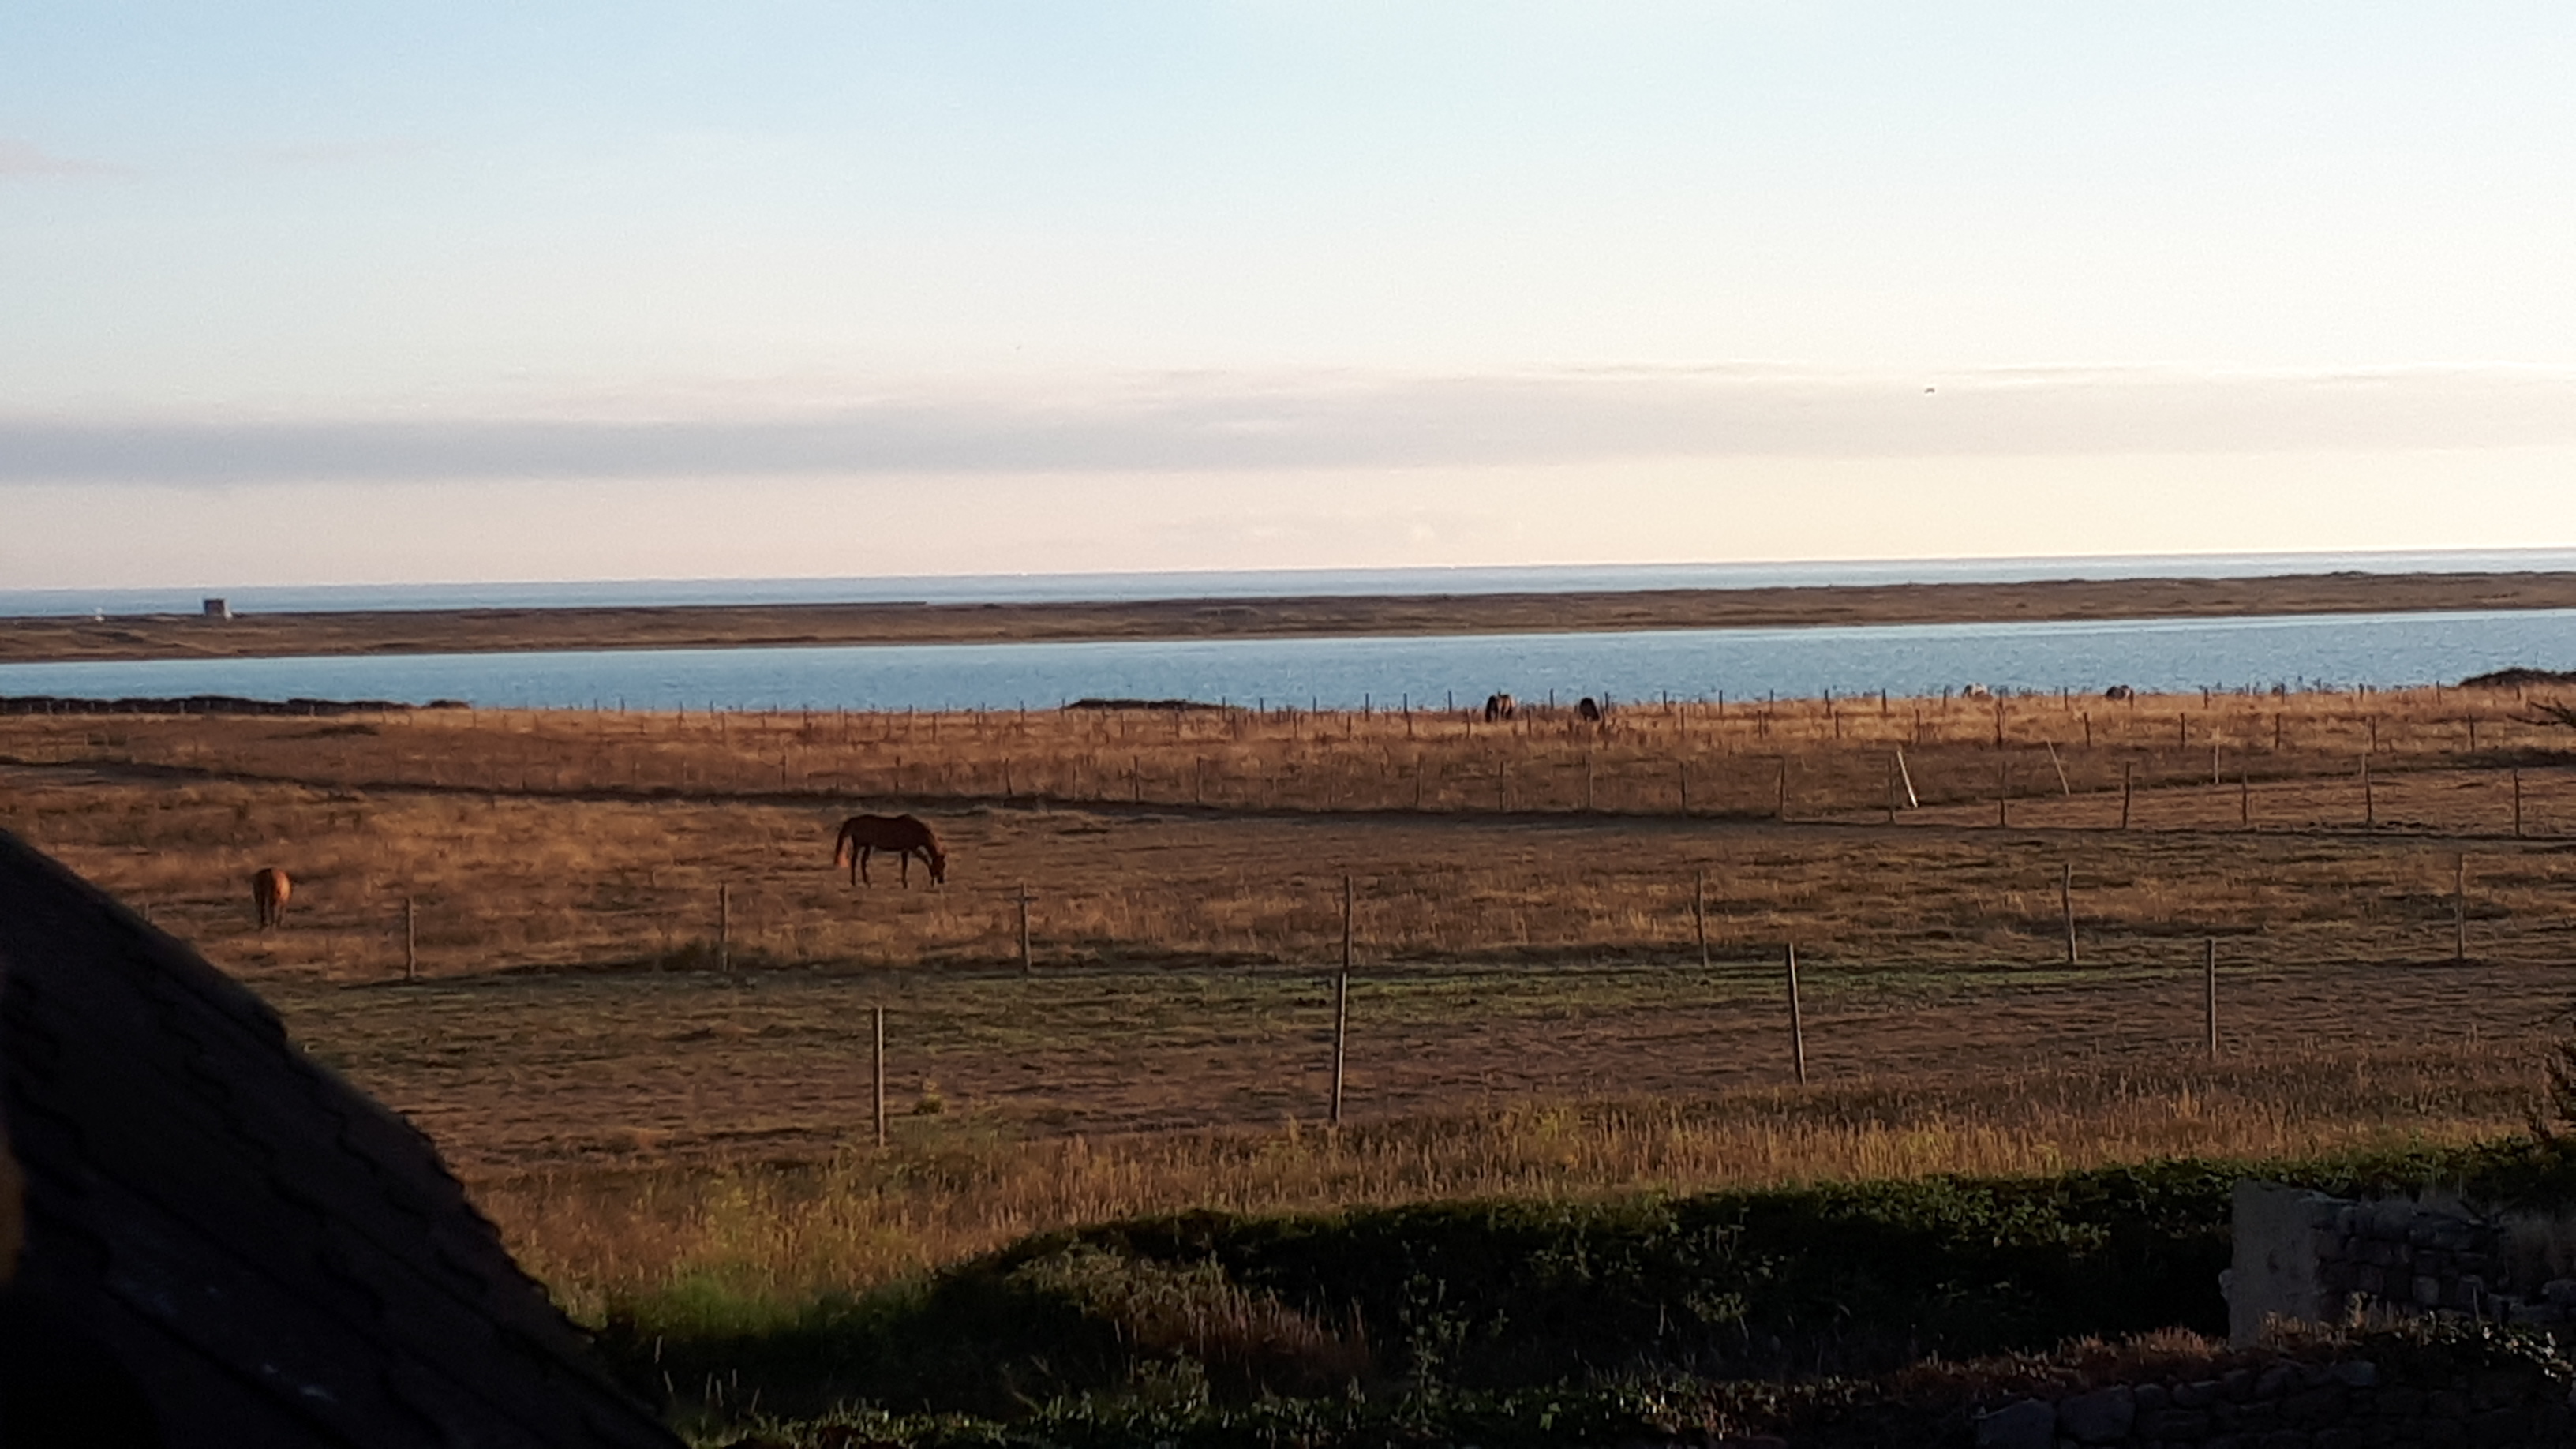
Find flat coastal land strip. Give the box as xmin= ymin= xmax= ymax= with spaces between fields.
xmin=9 ymin=569 xmax=2576 ymax=663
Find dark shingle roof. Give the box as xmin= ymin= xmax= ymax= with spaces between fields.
xmin=0 ymin=828 xmax=681 ymax=1447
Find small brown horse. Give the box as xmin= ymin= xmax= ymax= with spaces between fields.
xmin=251 ymin=867 xmax=292 ymax=929
xmin=1483 ymin=692 xmax=1517 ymax=722
xmin=833 ymin=814 xmax=947 ymax=888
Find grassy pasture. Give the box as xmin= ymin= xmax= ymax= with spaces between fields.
xmin=1 ymin=683 xmax=2572 ymax=1327
xmin=5 ymin=682 xmax=2576 ymax=980
xmin=6 ymin=677 xmax=2568 ymax=822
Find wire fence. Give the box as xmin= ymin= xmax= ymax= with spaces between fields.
xmin=155 ymin=824 xmax=2576 ymax=991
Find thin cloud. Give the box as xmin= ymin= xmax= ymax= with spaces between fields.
xmin=253 ymin=137 xmax=425 ymax=169
xmin=0 ymin=138 xmax=129 ymax=178
xmin=8 ymin=365 xmax=2576 ymax=484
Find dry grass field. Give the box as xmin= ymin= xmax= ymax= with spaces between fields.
xmin=3 ymin=682 xmax=2574 ymax=1312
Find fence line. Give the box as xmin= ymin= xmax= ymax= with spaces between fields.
xmin=822 ymin=903 xmax=2361 ymax=1136
xmin=148 ymin=836 xmax=2544 ymax=985
xmin=19 ymin=697 xmax=2568 ymax=826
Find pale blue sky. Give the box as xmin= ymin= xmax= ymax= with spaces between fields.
xmin=8 ymin=5 xmax=2576 ymax=587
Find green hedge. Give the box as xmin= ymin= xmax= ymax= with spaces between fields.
xmin=609 ymin=1139 xmax=2576 ymax=1426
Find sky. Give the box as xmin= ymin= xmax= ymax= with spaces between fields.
xmin=7 ymin=3 xmax=2576 ymax=589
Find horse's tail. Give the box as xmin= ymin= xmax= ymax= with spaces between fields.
xmin=831 ymin=822 xmax=855 ymax=867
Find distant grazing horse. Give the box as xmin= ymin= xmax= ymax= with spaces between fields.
xmin=834 ymin=814 xmax=947 ymax=888
xmin=2104 ymin=684 xmax=2136 ymax=702
xmin=1576 ymin=696 xmax=1603 ymax=722
xmin=1483 ymin=693 xmax=1517 ymax=722
xmin=1960 ymin=683 xmax=1994 ymax=700
xmin=251 ymin=867 xmax=291 ymax=929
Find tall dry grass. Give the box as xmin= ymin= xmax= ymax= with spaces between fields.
xmin=483 ymin=1035 xmax=2538 ymax=1323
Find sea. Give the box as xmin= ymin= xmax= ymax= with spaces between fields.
xmin=2 ymin=550 xmax=2573 ymax=712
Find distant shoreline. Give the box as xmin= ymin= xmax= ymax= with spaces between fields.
xmin=4 ymin=569 xmax=2575 ymax=664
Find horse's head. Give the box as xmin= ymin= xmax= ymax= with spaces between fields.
xmin=926 ymin=845 xmax=949 ymax=886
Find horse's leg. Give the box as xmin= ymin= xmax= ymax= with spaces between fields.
xmin=900 ymin=851 xmax=911 ymax=889
xmin=860 ymin=845 xmax=873 ymax=886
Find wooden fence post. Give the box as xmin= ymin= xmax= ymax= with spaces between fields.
xmin=1694 ymin=871 xmax=1709 ymax=969
xmin=1331 ymin=874 xmax=1353 ymax=1129
xmin=872 ymin=1005 xmax=887 ymax=1148
xmin=1343 ymin=873 xmax=1354 ymax=974
xmin=2205 ymin=938 xmax=2218 ymax=1057
xmin=2061 ymin=863 xmax=2078 ymax=966
xmin=403 ymin=897 xmax=417 ymax=983
xmin=2514 ymin=767 xmax=2525 ymax=839
xmin=2362 ymin=756 xmax=2375 ymax=829
xmin=1785 ymin=943 xmax=1807 ymax=1085
xmin=2046 ymin=740 xmax=2072 ymax=797
xmin=2121 ymin=761 xmax=2133 ymax=830
xmin=2240 ymin=771 xmax=2251 ymax=828
xmin=1995 ymin=760 xmax=2010 ymax=828
xmin=2454 ymin=854 xmax=2468 ymax=963
xmin=718 ymin=882 xmax=731 ymax=973
xmin=1895 ymin=748 xmax=1919 ymax=809
xmin=1775 ymin=759 xmax=1788 ymax=821
xmin=1018 ymin=884 xmax=1033 ymax=975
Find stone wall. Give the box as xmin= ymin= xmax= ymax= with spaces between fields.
xmin=2229 ymin=1181 xmax=2576 ymax=1345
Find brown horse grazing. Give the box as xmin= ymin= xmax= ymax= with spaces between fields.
xmin=251 ymin=867 xmax=292 ymax=929
xmin=1483 ymin=692 xmax=1517 ymax=722
xmin=833 ymin=814 xmax=947 ymax=888
xmin=1576 ymin=696 xmax=1603 ymax=722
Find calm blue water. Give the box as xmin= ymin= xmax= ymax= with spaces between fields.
xmin=3 ymin=609 xmax=2570 ymax=711
xmin=7 ymin=547 xmax=2576 ymax=617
